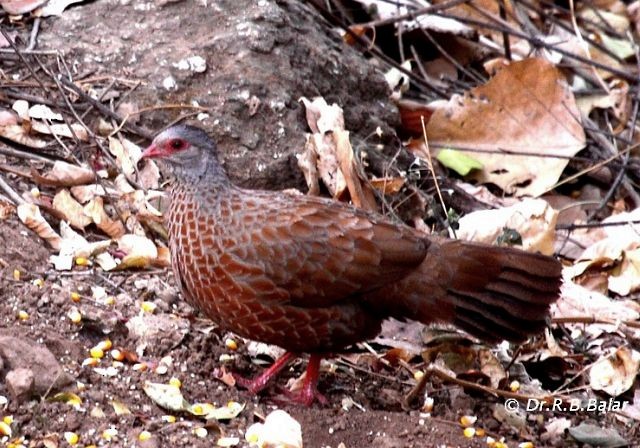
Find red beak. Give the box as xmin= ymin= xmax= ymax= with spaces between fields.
xmin=141 ymin=143 xmax=165 ymax=159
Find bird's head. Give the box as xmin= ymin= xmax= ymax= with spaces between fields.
xmin=142 ymin=124 xmax=227 ymax=184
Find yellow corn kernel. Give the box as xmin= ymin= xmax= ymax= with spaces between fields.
xmin=3 ymin=416 xmax=13 ymax=425
xmin=96 ymin=340 xmax=112 ymax=351
xmin=194 ymin=427 xmax=208 ymax=438
xmin=17 ymin=311 xmax=29 ymax=321
xmin=70 ymin=292 xmax=81 ymax=303
xmin=0 ymin=421 xmax=11 ymax=436
xmin=476 ymin=428 xmax=486 ymax=437
xmin=510 ymin=380 xmax=521 ymax=392
xmin=75 ymin=257 xmax=90 ymax=266
xmin=102 ymin=427 xmax=118 ymax=440
xmin=110 ymin=349 xmax=125 ymax=361
xmin=82 ymin=357 xmax=100 ymax=367
xmin=141 ymin=301 xmax=157 ymax=313
xmin=32 ymin=278 xmax=44 ymax=288
xmin=162 ymin=415 xmax=176 ymax=423
xmin=413 ymin=370 xmax=424 ymax=381
xmin=138 ymin=430 xmax=152 ymax=441
xmin=225 ymin=338 xmax=238 ymax=350
xmin=132 ymin=363 xmax=148 ymax=372
xmin=104 ymin=296 xmax=116 ymax=306
xmin=64 ymin=432 xmax=79 ymax=445
xmin=90 ymin=347 xmax=104 ymax=359
xmin=68 ymin=310 xmax=82 ymax=324
xmin=519 ymin=443 xmax=534 ymax=448
xmin=463 ymin=427 xmax=476 ymax=438
xmin=169 ymin=377 xmax=182 ymax=388
xmin=12 ymin=269 xmax=20 ymax=281
xmin=30 ymin=187 xmax=40 ymax=198
xmin=460 ymin=415 xmax=477 ymax=427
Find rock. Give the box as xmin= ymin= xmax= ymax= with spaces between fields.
xmin=5 ymin=368 xmax=35 ymax=402
xmin=0 ymin=336 xmax=73 ymax=398
xmin=126 ymin=314 xmax=190 ymax=356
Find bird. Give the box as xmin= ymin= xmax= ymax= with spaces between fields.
xmin=141 ymin=124 xmax=562 ymax=406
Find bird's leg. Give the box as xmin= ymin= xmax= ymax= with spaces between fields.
xmin=280 ymin=353 xmax=328 ymax=406
xmin=233 ymin=351 xmax=296 ymax=394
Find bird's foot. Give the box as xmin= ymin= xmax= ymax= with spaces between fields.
xmin=275 ymin=353 xmax=327 ymax=406
xmin=231 ymin=351 xmax=296 ymax=395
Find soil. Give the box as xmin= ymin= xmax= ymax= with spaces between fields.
xmin=0 ymin=0 xmax=635 ymax=447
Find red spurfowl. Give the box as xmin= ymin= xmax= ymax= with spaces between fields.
xmin=142 ymin=124 xmax=562 ymax=405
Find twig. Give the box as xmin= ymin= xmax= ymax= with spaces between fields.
xmin=420 ymin=116 xmax=455 ymax=238
xmin=25 ymin=17 xmax=41 ymax=51
xmin=0 ymin=174 xmax=25 ymax=205
xmin=498 ymin=0 xmax=511 ymax=60
xmin=0 ymin=27 xmax=48 ymax=92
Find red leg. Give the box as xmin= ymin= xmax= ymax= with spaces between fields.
xmin=233 ymin=351 xmax=296 ymax=394
xmin=297 ymin=353 xmax=327 ymax=406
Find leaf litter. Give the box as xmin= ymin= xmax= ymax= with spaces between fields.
xmin=0 ymin=0 xmax=639 ymax=447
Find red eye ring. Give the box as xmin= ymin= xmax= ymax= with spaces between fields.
xmin=170 ymin=139 xmax=185 ymax=150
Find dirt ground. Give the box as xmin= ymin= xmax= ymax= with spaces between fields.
xmin=0 ymin=0 xmax=636 ymax=447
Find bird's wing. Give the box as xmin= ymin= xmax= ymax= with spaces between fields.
xmin=219 ymin=190 xmax=429 ymax=308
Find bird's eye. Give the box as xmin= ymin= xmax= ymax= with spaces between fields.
xmin=169 ymin=139 xmax=186 ymax=151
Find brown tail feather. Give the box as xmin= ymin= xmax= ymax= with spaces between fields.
xmin=369 ymin=238 xmax=562 ymax=343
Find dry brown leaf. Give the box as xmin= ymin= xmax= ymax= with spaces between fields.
xmin=138 ymin=159 xmax=160 ymax=190
xmin=17 ymin=203 xmax=62 ymax=250
xmin=32 ymin=161 xmax=95 ymax=187
xmin=70 ymin=184 xmax=107 ymax=204
xmin=426 ymin=57 xmax=585 ymax=197
xmin=108 ymin=137 xmax=137 ymax=177
xmin=552 ymin=280 xmax=640 ymax=334
xmin=576 ymin=79 xmax=630 ymax=126
xmin=0 ymin=199 xmax=15 ymax=220
xmin=116 ymin=234 xmax=158 ymax=269
xmin=0 ymin=0 xmax=47 ymax=14
xmin=369 ymin=177 xmax=405 ymax=195
xmin=30 ymin=121 xmax=89 ymax=141
xmin=0 ymin=124 xmax=47 ymax=148
xmin=52 ymin=189 xmax=92 ymax=230
xmin=589 ymin=347 xmax=640 ymax=396
xmin=154 ymin=246 xmax=171 ymax=268
xmin=300 ymin=97 xmax=344 ymax=134
xmin=296 ymin=139 xmax=320 ymax=196
xmin=457 ymin=198 xmax=558 ymax=255
xmin=84 ymin=197 xmax=126 ymax=238
xmin=398 ymin=100 xmax=436 ymax=136
xmin=565 ymin=208 xmax=640 ymax=296
xmin=334 ymin=131 xmax=377 ymax=211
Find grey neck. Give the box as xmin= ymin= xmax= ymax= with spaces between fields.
xmin=168 ymin=153 xmax=231 ymax=191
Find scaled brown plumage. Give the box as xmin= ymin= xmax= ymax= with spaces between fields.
xmin=142 ymin=124 xmax=562 ymax=405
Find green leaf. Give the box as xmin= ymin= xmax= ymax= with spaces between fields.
xmin=436 ymin=148 xmax=482 ymax=176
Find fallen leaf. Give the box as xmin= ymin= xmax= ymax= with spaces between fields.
xmin=143 ymin=382 xmax=189 ymax=412
xmin=28 ymin=104 xmax=63 ymax=121
xmin=116 ymin=234 xmax=158 ymax=269
xmin=426 ymin=57 xmax=585 ymax=197
xmin=84 ymin=197 xmax=126 ymax=238
xmin=53 ymin=189 xmax=92 ymax=230
xmin=30 ymin=121 xmax=89 ymax=141
xmin=334 ymin=130 xmax=377 ymax=210
xmin=34 ymin=0 xmax=86 ymax=17
xmin=457 ymin=198 xmax=558 ymax=255
xmin=31 ymin=161 xmax=95 ymax=187
xmin=436 ymin=148 xmax=483 ymax=176
xmin=590 ymin=347 xmax=640 ymax=397
xmin=0 ymin=0 xmax=46 ymax=14
xmin=369 ymin=177 xmax=405 ymax=195
xmin=245 ymin=410 xmax=302 ymax=448
xmin=17 ymin=203 xmax=62 ymax=250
